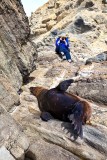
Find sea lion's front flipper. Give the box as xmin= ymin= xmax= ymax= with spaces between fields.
xmin=40 ymin=112 xmax=54 ymax=121
xmin=56 ymin=79 xmax=74 ymax=92
xmin=68 ymin=102 xmax=83 ymax=140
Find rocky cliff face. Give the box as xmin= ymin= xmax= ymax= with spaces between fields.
xmin=30 ymin=0 xmax=107 ymax=38
xmin=0 ymin=0 xmax=37 ymax=159
xmin=0 ymin=0 xmax=37 ymax=111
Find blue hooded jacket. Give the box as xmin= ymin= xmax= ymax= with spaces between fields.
xmin=56 ymin=37 xmax=69 ymax=50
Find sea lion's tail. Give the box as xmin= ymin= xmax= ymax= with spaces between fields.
xmin=68 ymin=101 xmax=83 ymax=140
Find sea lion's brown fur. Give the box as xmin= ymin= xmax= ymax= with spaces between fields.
xmin=30 ymin=86 xmax=92 ymax=123
xmin=66 ymin=92 xmax=92 ymax=123
xmin=30 ymin=82 xmax=92 ymax=139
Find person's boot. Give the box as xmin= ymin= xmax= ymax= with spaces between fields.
xmin=61 ymin=52 xmax=64 ymax=56
xmin=68 ymin=59 xmax=72 ymax=63
xmin=62 ymin=55 xmax=66 ymax=60
xmin=61 ymin=52 xmax=66 ymax=60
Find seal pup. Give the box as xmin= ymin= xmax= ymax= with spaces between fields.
xmin=30 ymin=79 xmax=92 ymax=140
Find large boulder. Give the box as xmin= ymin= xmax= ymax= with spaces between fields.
xmin=69 ymin=62 xmax=107 ymax=104
xmin=86 ymin=51 xmax=107 ymax=64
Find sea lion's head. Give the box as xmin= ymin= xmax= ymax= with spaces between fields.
xmin=30 ymin=86 xmax=46 ymax=97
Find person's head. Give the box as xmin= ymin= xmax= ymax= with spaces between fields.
xmin=59 ymin=33 xmax=66 ymax=40
xmin=62 ymin=36 xmax=65 ymax=40
xmin=60 ymin=33 xmax=69 ymax=38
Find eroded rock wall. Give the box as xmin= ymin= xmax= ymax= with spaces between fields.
xmin=0 ymin=0 xmax=37 ymax=111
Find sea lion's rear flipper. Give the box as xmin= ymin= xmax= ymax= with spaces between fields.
xmin=56 ymin=79 xmax=74 ymax=92
xmin=68 ymin=102 xmax=83 ymax=140
xmin=40 ymin=112 xmax=54 ymax=121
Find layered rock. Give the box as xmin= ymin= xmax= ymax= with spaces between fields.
xmin=30 ymin=0 xmax=107 ymax=39
xmin=30 ymin=0 xmax=73 ymax=34
xmin=0 ymin=0 xmax=37 ymax=111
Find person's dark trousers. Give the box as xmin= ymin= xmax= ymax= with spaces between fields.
xmin=59 ymin=46 xmax=71 ymax=60
xmin=55 ymin=46 xmax=62 ymax=58
xmin=55 ymin=46 xmax=60 ymax=54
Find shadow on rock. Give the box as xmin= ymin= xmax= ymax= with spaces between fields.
xmin=23 ymin=76 xmax=35 ymax=85
xmin=61 ymin=122 xmax=82 ymax=141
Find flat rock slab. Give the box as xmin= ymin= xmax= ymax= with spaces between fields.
xmin=0 ymin=146 xmax=15 ymax=160
xmin=22 ymin=115 xmax=107 ymax=160
xmin=26 ymin=141 xmax=80 ymax=160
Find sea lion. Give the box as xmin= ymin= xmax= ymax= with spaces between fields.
xmin=30 ymin=79 xmax=92 ymax=140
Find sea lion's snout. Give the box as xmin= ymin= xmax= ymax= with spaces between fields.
xmin=29 ymin=86 xmax=45 ymax=97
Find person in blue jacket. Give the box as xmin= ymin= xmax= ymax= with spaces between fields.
xmin=55 ymin=34 xmax=72 ymax=63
